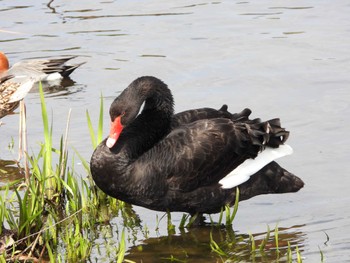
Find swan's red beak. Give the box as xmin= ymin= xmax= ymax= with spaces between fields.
xmin=106 ymin=116 xmax=124 ymax=148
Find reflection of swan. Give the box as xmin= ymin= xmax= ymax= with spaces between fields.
xmin=125 ymin=224 xmax=306 ymax=262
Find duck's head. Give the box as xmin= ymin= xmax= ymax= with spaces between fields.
xmin=0 ymin=52 xmax=10 ymax=73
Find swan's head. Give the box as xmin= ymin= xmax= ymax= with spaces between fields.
xmin=106 ymin=78 xmax=148 ymax=148
xmin=107 ymin=93 xmax=142 ymax=148
xmin=106 ymin=76 xmax=173 ymax=149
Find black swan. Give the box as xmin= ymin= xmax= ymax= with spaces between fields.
xmin=90 ymin=76 xmax=304 ymax=215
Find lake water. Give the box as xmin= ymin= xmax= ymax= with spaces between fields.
xmin=1 ymin=0 xmax=350 ymax=262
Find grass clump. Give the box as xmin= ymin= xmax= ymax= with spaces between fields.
xmin=0 ymin=85 xmax=130 ymax=262
xmin=209 ymin=224 xmax=305 ymax=262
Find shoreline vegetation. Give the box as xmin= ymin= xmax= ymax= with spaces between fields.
xmin=0 ymin=84 xmax=310 ymax=262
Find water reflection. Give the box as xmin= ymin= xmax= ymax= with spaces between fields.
xmin=269 ymin=7 xmax=313 ymax=10
xmin=64 ymin=12 xmax=192 ymax=20
xmin=28 ymin=77 xmax=85 ymax=98
xmin=0 ymin=6 xmax=32 ymax=12
xmin=0 ymin=159 xmax=24 ymax=184
xmin=240 ymin=11 xmax=283 ymax=16
xmin=126 ymin=225 xmax=306 ymax=263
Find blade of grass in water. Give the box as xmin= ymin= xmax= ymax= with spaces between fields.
xmin=86 ymin=110 xmax=96 ymax=148
xmin=274 ymin=224 xmax=280 ymax=256
xmin=86 ymin=93 xmax=104 ymax=149
xmin=224 ymin=187 xmax=240 ymax=226
xmin=39 ymin=82 xmax=56 ymax=200
xmin=259 ymin=225 xmax=271 ymax=252
xmin=117 ymin=229 xmax=126 ymax=263
xmin=39 ymin=82 xmax=51 ymax=172
xmin=97 ymin=93 xmax=104 ymax=145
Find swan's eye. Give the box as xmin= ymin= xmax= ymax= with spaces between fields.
xmin=121 ymin=111 xmax=126 ymax=117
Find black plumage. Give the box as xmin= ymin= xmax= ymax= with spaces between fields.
xmin=90 ymin=76 xmax=303 ymax=215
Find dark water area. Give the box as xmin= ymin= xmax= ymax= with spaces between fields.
xmin=1 ymin=0 xmax=350 ymax=262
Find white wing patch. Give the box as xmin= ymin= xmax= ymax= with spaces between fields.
xmin=219 ymin=144 xmax=293 ymax=189
xmin=45 ymin=72 xmax=62 ymax=81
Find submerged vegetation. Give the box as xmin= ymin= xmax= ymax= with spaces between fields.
xmin=0 ymin=85 xmax=309 ymax=262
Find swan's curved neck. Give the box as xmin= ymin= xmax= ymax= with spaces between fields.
xmin=107 ymin=77 xmax=175 ymax=161
xmin=91 ymin=77 xmax=175 ymax=199
xmin=139 ymin=79 xmax=174 ymax=117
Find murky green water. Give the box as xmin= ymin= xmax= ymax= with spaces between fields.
xmin=1 ymin=0 xmax=350 ymax=262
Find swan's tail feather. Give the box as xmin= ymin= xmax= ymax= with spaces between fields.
xmin=219 ymin=145 xmax=293 ymax=189
xmin=245 ymin=118 xmax=289 ymax=149
xmin=219 ymin=118 xmax=292 ymax=189
xmin=227 ymin=161 xmax=304 ymax=205
xmin=220 ymin=105 xmax=290 ymax=148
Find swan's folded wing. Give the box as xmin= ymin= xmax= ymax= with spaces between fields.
xmin=171 ymin=107 xmax=252 ymax=129
xmin=134 ymin=118 xmax=262 ymax=192
xmin=133 ymin=115 xmax=289 ymax=193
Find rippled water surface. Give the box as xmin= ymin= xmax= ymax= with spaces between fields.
xmin=1 ymin=0 xmax=350 ymax=262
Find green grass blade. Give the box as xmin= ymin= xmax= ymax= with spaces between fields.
xmin=46 ymin=241 xmax=55 ymax=262
xmin=224 ymin=187 xmax=240 ymax=226
xmin=97 ymin=93 xmax=104 ymax=144
xmin=287 ymin=241 xmax=292 ymax=263
xmin=117 ymin=229 xmax=126 ymax=263
xmin=39 ymin=82 xmax=52 ymax=172
xmin=230 ymin=187 xmax=240 ymax=224
xmin=296 ymin=245 xmax=302 ymax=263
xmin=86 ymin=93 xmax=104 ymax=149
xmin=318 ymin=245 xmax=324 ymax=262
xmin=274 ymin=224 xmax=280 ymax=260
xmin=259 ymin=225 xmax=270 ymax=252
xmin=86 ymin=110 xmax=96 ymax=148
xmin=217 ymin=206 xmax=224 ymax=225
xmin=179 ymin=214 xmax=189 ymax=229
xmin=209 ymin=231 xmax=227 ymax=256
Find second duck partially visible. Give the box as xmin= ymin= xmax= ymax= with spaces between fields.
xmin=0 ymin=51 xmax=85 ymax=119
xmin=0 ymin=51 xmax=85 ymax=83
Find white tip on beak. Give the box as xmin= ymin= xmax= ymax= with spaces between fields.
xmin=106 ymin=137 xmax=117 ymax=148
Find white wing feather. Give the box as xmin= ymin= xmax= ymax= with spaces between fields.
xmin=219 ymin=144 xmax=293 ymax=189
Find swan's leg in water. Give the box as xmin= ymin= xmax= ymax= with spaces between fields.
xmin=189 ymin=213 xmax=206 ymax=227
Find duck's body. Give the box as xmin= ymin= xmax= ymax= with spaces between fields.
xmin=0 ymin=52 xmax=84 ymax=83
xmin=0 ymin=75 xmax=35 ymax=119
xmin=0 ymin=52 xmax=84 ymax=162
xmin=90 ymin=76 xmax=303 ymax=214
xmin=0 ymin=51 xmax=84 ymax=119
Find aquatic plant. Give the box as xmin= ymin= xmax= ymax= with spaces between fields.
xmin=0 ymin=85 xmax=126 ymax=262
xmin=208 ymin=224 xmax=307 ymax=262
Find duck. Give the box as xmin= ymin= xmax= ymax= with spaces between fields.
xmin=90 ymin=76 xmax=304 ymax=216
xmin=0 ymin=52 xmax=84 ymax=164
xmin=0 ymin=51 xmax=84 ymax=119
xmin=0 ymin=51 xmax=85 ymax=84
